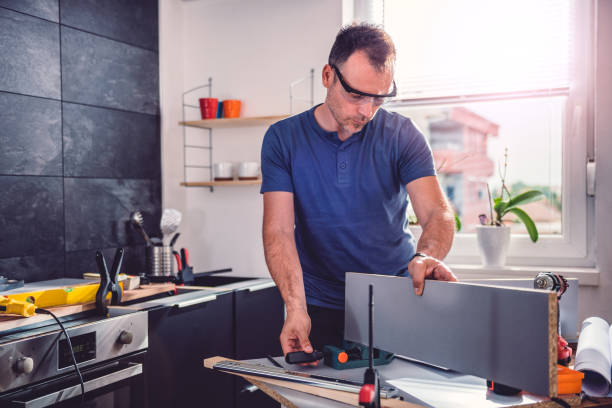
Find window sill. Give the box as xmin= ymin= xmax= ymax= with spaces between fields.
xmin=449 ymin=264 xmax=599 ymax=286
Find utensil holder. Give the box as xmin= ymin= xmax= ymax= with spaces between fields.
xmin=146 ymin=246 xmax=175 ymax=279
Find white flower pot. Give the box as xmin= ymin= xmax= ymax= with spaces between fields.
xmin=476 ymin=225 xmax=511 ymax=267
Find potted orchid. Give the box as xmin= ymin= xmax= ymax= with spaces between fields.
xmin=477 ymin=149 xmax=544 ymax=267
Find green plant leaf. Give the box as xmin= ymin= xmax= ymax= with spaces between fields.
xmin=494 ymin=200 xmax=507 ymax=216
xmin=503 ymin=190 xmax=545 ymax=215
xmin=454 ymin=212 xmax=462 ymax=232
xmin=508 ymin=207 xmax=539 ymax=242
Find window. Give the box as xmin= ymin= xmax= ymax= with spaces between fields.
xmin=364 ymin=0 xmax=594 ymax=266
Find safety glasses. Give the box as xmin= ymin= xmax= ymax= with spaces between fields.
xmin=330 ymin=64 xmax=397 ymax=105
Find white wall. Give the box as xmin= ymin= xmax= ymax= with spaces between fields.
xmin=160 ymin=0 xmax=611 ymax=322
xmin=160 ymin=0 xmax=343 ymax=277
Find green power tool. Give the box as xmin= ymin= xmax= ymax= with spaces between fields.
xmin=323 ymin=340 xmax=394 ymax=370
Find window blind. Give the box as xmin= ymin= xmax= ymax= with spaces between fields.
xmin=381 ymin=0 xmax=574 ymax=102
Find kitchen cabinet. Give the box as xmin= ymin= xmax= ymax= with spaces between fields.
xmin=234 ymin=283 xmax=284 ymax=408
xmin=141 ymin=278 xmax=284 ymax=408
xmin=144 ymin=291 xmax=235 ymax=408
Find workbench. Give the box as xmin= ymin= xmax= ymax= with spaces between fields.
xmin=216 ymin=356 xmax=612 ymax=408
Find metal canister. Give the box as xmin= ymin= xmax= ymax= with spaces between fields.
xmin=146 ymin=246 xmax=175 ymax=280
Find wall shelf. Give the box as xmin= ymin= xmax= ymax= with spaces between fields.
xmin=180 ymin=179 xmax=262 ymax=187
xmin=180 ymin=71 xmax=313 ymax=191
xmin=179 ymin=115 xmax=290 ymax=129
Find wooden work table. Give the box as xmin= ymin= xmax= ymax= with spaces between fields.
xmin=206 ymin=356 xmax=612 ymax=408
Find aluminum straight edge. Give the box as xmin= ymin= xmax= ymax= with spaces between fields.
xmin=344 ymin=272 xmax=557 ymax=397
xmin=213 ymin=361 xmax=397 ymax=398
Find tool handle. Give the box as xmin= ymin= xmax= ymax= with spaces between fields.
xmin=285 ymin=350 xmax=323 ymax=364
xmin=174 ymin=251 xmax=182 ymax=272
xmin=0 ymin=298 xmax=37 ymax=317
xmin=181 ymin=248 xmax=189 ymax=267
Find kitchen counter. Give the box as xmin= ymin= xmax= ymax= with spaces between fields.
xmin=125 ymin=274 xmax=276 ymax=310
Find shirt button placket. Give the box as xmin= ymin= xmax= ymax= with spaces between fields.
xmin=337 ymin=150 xmax=348 ymax=184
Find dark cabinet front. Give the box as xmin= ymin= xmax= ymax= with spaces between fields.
xmin=234 ymin=285 xmax=284 ymax=408
xmin=145 ymin=292 xmax=235 ymax=408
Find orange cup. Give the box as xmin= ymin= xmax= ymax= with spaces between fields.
xmin=222 ymin=100 xmax=241 ymax=118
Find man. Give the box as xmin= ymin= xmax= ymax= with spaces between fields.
xmin=260 ymin=23 xmax=457 ymax=358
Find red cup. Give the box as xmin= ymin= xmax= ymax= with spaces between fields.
xmin=199 ymin=98 xmax=218 ymax=119
xmin=222 ymin=100 xmax=241 ymax=118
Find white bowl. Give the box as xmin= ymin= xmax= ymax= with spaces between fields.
xmin=213 ymin=162 xmax=234 ymax=180
xmin=238 ymin=161 xmax=260 ymax=179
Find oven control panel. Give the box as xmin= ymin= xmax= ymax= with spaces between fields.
xmin=0 ymin=310 xmax=148 ymax=393
xmin=58 ymin=332 xmax=96 ymax=369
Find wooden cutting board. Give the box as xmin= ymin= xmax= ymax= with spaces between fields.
xmin=0 ymin=283 xmax=176 ymax=332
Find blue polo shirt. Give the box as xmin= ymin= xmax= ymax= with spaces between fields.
xmin=260 ymin=105 xmax=435 ymax=309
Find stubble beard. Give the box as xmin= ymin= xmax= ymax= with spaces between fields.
xmin=327 ymin=95 xmax=368 ymax=136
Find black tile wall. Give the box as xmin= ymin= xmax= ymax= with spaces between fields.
xmin=0 ymin=253 xmax=64 ymax=282
xmin=60 ymin=0 xmax=158 ymax=51
xmin=63 ymin=102 xmax=160 ymax=179
xmin=0 ymin=7 xmax=60 ymax=99
xmin=65 ymin=245 xmax=147 ymax=279
xmin=64 ymin=178 xmax=161 ymax=252
xmin=61 ymin=27 xmax=159 ymax=115
xmin=0 ymin=93 xmax=62 ymax=176
xmin=0 ymin=0 xmax=59 ymax=22
xmin=0 ymin=176 xmax=64 ymax=258
xmin=0 ymin=0 xmax=160 ymax=282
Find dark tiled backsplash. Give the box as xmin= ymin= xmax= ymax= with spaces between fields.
xmin=0 ymin=0 xmax=160 ymax=282
xmin=61 ymin=26 xmax=159 ymax=115
xmin=0 ymin=0 xmax=60 ymax=22
xmin=63 ymin=102 xmax=160 ymax=179
xmin=60 ymin=0 xmax=158 ymax=51
xmin=0 ymin=176 xmax=65 ymax=258
xmin=0 ymin=7 xmax=60 ymax=99
xmin=0 ymin=93 xmax=62 ymax=176
xmin=64 ymin=178 xmax=161 ymax=252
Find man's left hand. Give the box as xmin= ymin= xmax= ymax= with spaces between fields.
xmin=408 ymin=254 xmax=457 ymax=296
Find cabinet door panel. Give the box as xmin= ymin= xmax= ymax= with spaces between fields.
xmin=235 ymin=286 xmax=283 ymax=408
xmin=234 ymin=286 xmax=283 ymax=360
xmin=145 ymin=292 xmax=234 ymax=408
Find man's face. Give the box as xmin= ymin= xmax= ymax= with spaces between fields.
xmin=324 ymin=51 xmax=395 ymax=135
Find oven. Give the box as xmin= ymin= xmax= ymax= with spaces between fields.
xmin=0 ymin=310 xmax=148 ymax=408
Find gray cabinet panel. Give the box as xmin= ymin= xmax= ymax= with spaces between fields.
xmin=0 ymin=93 xmax=61 ymax=176
xmin=61 ymin=27 xmax=159 ymax=115
xmin=60 ymin=0 xmax=158 ymax=51
xmin=0 ymin=8 xmax=60 ymax=98
xmin=64 ymin=178 xmax=161 ymax=251
xmin=0 ymin=0 xmax=58 ymax=22
xmin=0 ymin=176 xmax=64 ymax=258
xmin=63 ymin=102 xmax=160 ymax=179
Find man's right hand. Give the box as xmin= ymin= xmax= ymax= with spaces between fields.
xmin=280 ymin=308 xmax=319 ymax=365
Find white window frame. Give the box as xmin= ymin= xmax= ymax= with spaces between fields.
xmin=367 ymin=1 xmax=597 ymax=269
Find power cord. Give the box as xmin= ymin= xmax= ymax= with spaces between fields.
xmin=36 ymin=308 xmax=86 ymax=406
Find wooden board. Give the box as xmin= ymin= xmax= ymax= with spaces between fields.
xmin=179 ymin=115 xmax=290 ymax=129
xmin=180 ymin=179 xmax=261 ymax=187
xmin=0 ymin=283 xmax=175 ymax=332
xmin=344 ymin=273 xmax=558 ymax=397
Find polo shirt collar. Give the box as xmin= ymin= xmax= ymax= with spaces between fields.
xmin=307 ymin=104 xmax=368 ymax=147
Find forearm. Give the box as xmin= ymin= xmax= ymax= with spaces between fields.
xmin=263 ymin=227 xmax=307 ymax=312
xmin=416 ymin=208 xmax=455 ymax=260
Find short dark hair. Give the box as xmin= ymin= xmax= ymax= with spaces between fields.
xmin=328 ymin=23 xmax=396 ymax=72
